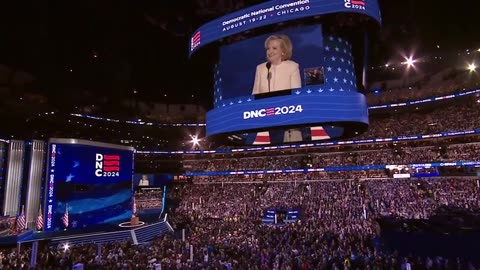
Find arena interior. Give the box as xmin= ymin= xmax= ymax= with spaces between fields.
xmin=0 ymin=0 xmax=480 ymax=269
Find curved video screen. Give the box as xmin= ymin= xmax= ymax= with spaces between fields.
xmin=207 ymin=24 xmax=369 ymax=143
xmin=189 ymin=0 xmax=381 ymax=55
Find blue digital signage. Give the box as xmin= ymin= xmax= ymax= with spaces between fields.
xmin=193 ymin=0 xmax=381 ymax=142
xmin=189 ymin=0 xmax=381 ymax=55
xmin=207 ymin=24 xmax=369 ymax=137
xmin=44 ymin=139 xmax=134 ymax=231
xmin=207 ymin=91 xmax=368 ymax=136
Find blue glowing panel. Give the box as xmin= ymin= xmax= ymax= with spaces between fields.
xmin=189 ymin=0 xmax=381 ymax=54
xmin=44 ymin=140 xmax=134 ymax=231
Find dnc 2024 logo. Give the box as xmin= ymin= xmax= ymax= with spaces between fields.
xmin=95 ymin=153 xmax=120 ymax=177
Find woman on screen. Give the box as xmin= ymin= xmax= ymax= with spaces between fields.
xmin=252 ymin=34 xmax=302 ymax=95
xmin=138 ymin=174 xmax=150 ymax=187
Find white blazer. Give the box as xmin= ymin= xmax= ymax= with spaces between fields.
xmin=252 ymin=60 xmax=302 ymax=95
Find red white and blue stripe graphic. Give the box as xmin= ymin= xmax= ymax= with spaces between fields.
xmin=103 ymin=155 xmax=120 ymax=172
xmin=17 ymin=206 xmax=26 ymax=231
xmin=253 ymin=131 xmax=271 ymax=145
xmin=191 ymin=31 xmax=201 ymax=51
xmin=310 ymin=126 xmax=330 ymax=141
xmin=351 ymin=0 xmax=365 ymax=6
xmin=265 ymin=108 xmax=275 ymax=116
xmin=62 ymin=204 xmax=69 ymax=228
xmin=36 ymin=205 xmax=43 ymax=230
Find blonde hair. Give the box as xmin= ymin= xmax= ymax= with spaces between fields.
xmin=264 ymin=34 xmax=293 ymax=61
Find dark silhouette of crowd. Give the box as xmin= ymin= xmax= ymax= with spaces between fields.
xmin=366 ymin=68 xmax=480 ymax=106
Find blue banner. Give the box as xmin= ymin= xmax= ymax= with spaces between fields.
xmin=189 ymin=0 xmax=381 ymax=55
xmin=207 ymin=91 xmax=369 ymax=136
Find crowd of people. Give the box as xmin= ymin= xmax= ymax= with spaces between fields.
xmin=135 ymin=189 xmax=164 ymax=210
xmin=363 ymin=101 xmax=480 ymax=139
xmin=1 ymin=177 xmax=478 ymax=269
xmin=366 ymin=68 xmax=480 ymax=106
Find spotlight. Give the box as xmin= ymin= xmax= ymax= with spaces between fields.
xmin=467 ymin=63 xmax=476 ymax=72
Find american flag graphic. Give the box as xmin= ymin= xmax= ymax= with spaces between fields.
xmin=191 ymin=31 xmax=201 ymax=51
xmin=310 ymin=126 xmax=331 ymax=141
xmin=36 ymin=205 xmax=43 ymax=230
xmin=62 ymin=204 xmax=69 ymax=229
xmin=103 ymin=155 xmax=120 ymax=172
xmin=16 ymin=205 xmax=26 ymax=231
xmin=133 ymin=198 xmax=137 ymax=215
xmin=253 ymin=131 xmax=271 ymax=145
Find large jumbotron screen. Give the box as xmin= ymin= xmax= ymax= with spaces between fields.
xmin=191 ymin=0 xmax=381 ymax=144
xmin=44 ymin=139 xmax=134 ymax=231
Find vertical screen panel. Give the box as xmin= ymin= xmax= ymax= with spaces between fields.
xmin=0 ymin=142 xmax=6 ymax=212
xmin=2 ymin=140 xmax=25 ymax=216
xmin=25 ymin=140 xmax=46 ymax=229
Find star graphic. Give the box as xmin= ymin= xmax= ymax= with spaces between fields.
xmin=333 ymin=77 xmax=338 ymax=83
xmin=331 ymin=56 xmax=336 ymax=61
xmin=325 ymin=46 xmax=330 ymax=51
xmin=66 ymin=174 xmax=75 ymax=182
xmin=343 ymin=78 xmax=347 ymax=83
xmin=247 ymin=98 xmax=252 ymax=102
xmin=327 ymin=66 xmax=332 ymax=72
xmin=318 ymin=88 xmax=324 ymax=92
xmin=73 ymin=161 xmax=80 ymax=168
xmin=340 ymin=58 xmax=345 ymax=63
xmin=307 ymin=89 xmax=312 ymax=94
xmin=295 ymin=90 xmax=301 ymax=95
xmin=337 ymin=67 xmax=342 ymax=72
xmin=329 ymin=87 xmax=334 ymax=92
xmin=238 ymin=100 xmax=243 ymax=103
xmin=335 ymin=47 xmax=339 ymax=51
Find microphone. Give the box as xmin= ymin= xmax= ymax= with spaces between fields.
xmin=266 ymin=62 xmax=272 ymax=92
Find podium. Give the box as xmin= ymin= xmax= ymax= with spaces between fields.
xmin=254 ymin=89 xmax=292 ymax=100
xmin=119 ymin=215 xmax=145 ymax=228
xmin=131 ymin=216 xmax=139 ymax=225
